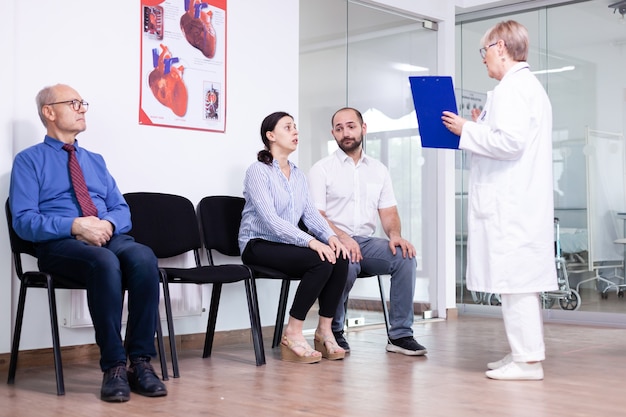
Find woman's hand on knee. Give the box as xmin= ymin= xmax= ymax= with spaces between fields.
xmin=308 ymin=239 xmax=337 ymax=263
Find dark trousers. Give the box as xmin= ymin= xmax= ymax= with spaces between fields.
xmin=242 ymin=239 xmax=348 ymax=320
xmin=35 ymin=234 xmax=160 ymax=371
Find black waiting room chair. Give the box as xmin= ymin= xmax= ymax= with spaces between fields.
xmin=4 ymin=199 xmax=169 ymax=396
xmin=124 ymin=192 xmax=265 ymax=370
xmin=195 ymin=195 xmax=266 ymax=359
xmin=198 ymin=195 xmax=390 ymax=349
xmin=196 ymin=195 xmax=301 ymax=348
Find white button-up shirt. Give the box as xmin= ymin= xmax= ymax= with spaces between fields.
xmin=308 ymin=149 xmax=396 ymax=237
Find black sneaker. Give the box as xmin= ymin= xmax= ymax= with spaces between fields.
xmin=333 ymin=331 xmax=350 ymax=353
xmin=101 ymin=363 xmax=130 ymax=402
xmin=386 ymin=336 xmax=427 ymax=356
xmin=127 ymin=357 xmax=168 ymax=397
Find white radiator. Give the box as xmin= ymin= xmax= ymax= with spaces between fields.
xmin=58 ymin=284 xmax=203 ymax=328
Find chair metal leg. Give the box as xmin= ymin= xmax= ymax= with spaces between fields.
xmin=377 ymin=275 xmax=390 ymax=334
xmin=155 ymin=309 xmax=169 ymax=380
xmin=45 ymin=277 xmax=65 ymax=396
xmin=160 ymin=271 xmax=179 ymax=378
xmin=202 ymin=283 xmax=222 ymax=358
xmin=272 ymin=280 xmax=291 ymax=348
xmin=244 ymin=277 xmax=266 ymax=366
xmin=7 ymin=280 xmax=28 ymax=386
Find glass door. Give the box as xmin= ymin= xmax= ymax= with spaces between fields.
xmin=300 ymin=0 xmax=439 ymax=327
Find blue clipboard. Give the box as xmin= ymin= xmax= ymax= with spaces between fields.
xmin=409 ymin=76 xmax=460 ymax=149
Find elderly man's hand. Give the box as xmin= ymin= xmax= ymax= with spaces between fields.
xmin=71 ymin=217 xmax=113 ymax=246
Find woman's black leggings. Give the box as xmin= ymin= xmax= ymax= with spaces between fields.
xmin=242 ymin=239 xmax=349 ymax=320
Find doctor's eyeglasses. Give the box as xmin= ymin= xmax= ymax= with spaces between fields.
xmin=479 ymin=42 xmax=498 ymax=59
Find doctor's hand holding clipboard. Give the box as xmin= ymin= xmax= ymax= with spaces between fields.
xmin=441 ymin=109 xmax=476 ymax=136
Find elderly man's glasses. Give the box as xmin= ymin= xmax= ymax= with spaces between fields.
xmin=479 ymin=42 xmax=498 ymax=59
xmin=46 ymin=99 xmax=89 ymax=111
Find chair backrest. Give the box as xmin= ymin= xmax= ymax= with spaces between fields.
xmin=4 ymin=198 xmax=91 ymax=290
xmin=4 ymin=198 xmax=35 ymax=277
xmin=197 ymin=196 xmax=245 ymax=257
xmin=124 ymin=192 xmax=202 ymax=259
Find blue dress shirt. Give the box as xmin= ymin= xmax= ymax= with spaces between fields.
xmin=238 ymin=159 xmax=334 ymax=253
xmin=9 ymin=135 xmax=131 ymax=242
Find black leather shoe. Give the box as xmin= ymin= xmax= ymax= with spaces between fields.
xmin=128 ymin=357 xmax=167 ymax=397
xmin=101 ymin=363 xmax=130 ymax=402
xmin=333 ymin=331 xmax=351 ymax=353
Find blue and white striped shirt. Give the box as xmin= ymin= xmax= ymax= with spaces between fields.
xmin=238 ymin=159 xmax=335 ymax=253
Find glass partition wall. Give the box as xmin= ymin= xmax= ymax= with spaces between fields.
xmin=456 ymin=0 xmax=626 ymax=323
xmin=299 ymin=0 xmax=439 ymax=329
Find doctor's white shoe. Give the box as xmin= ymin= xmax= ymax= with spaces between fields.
xmin=485 ymin=361 xmax=544 ymax=381
xmin=487 ymin=353 xmax=512 ymax=370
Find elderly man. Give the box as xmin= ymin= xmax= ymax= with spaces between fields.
xmin=9 ymin=84 xmax=167 ymax=402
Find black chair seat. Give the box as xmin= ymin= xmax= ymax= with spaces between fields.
xmin=164 ymin=265 xmax=255 ymax=284
xmin=247 ymin=265 xmax=290 ymax=280
xmin=21 ymin=272 xmax=86 ymax=290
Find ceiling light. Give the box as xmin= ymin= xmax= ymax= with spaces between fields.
xmin=531 ymin=65 xmax=575 ymax=75
xmin=393 ymin=63 xmax=429 ymax=72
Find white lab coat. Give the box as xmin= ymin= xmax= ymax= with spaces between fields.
xmin=460 ymin=62 xmax=558 ymax=293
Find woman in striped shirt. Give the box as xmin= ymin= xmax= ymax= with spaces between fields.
xmin=239 ymin=111 xmax=349 ymax=364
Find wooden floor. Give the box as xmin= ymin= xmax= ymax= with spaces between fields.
xmin=2 ymin=315 xmax=625 ymax=417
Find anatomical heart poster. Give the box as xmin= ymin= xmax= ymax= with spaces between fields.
xmin=139 ymin=0 xmax=226 ymax=132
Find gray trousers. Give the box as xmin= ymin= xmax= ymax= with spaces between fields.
xmin=332 ymin=236 xmax=417 ymax=340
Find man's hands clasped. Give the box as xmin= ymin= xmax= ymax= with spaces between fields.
xmin=71 ymin=216 xmax=114 ymax=246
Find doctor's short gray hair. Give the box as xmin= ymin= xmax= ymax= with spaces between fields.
xmin=481 ymin=20 xmax=529 ymax=62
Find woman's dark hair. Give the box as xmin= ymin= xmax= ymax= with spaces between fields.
xmin=257 ymin=111 xmax=292 ymax=165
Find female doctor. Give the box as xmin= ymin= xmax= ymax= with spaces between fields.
xmin=442 ymin=20 xmax=557 ymax=381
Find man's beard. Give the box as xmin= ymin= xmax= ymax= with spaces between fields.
xmin=338 ymin=135 xmax=362 ymax=153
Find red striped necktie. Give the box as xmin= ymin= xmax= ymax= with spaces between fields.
xmin=62 ymin=143 xmax=98 ymax=217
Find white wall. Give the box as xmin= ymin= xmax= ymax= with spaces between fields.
xmin=0 ymin=0 xmax=16 ymax=357
xmin=0 ymin=0 xmax=299 ymax=353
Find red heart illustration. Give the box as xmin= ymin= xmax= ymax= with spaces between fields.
xmin=148 ymin=44 xmax=188 ymax=117
xmin=180 ymin=0 xmax=216 ymax=59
